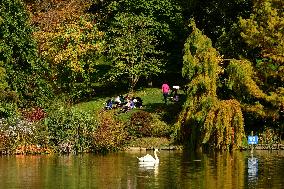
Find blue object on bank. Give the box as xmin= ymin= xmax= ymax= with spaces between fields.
xmin=248 ymin=136 xmax=258 ymax=144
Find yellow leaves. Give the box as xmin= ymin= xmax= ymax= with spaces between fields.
xmin=34 ymin=15 xmax=104 ymax=75
xmin=203 ymin=99 xmax=245 ymax=150
xmin=239 ymin=0 xmax=284 ymax=63
xmin=227 ymin=59 xmax=267 ymax=99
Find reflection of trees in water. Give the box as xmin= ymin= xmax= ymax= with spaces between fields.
xmin=248 ymin=150 xmax=284 ymax=188
xmin=248 ymin=155 xmax=258 ymax=186
xmin=1 ymin=151 xmax=284 ymax=188
xmin=178 ymin=151 xmax=246 ymax=189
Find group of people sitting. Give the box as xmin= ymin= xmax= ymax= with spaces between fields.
xmin=104 ymin=95 xmax=143 ymax=112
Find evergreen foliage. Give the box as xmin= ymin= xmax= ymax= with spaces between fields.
xmin=236 ymin=0 xmax=283 ymax=129
xmin=177 ymin=21 xmax=245 ymax=150
xmin=239 ymin=0 xmax=284 ymax=63
xmin=0 ymin=0 xmax=51 ymax=111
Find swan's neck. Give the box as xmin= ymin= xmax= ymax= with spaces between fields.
xmin=154 ymin=151 xmax=159 ymax=161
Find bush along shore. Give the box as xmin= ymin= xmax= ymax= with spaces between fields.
xmin=0 ymin=88 xmax=283 ymax=155
xmin=0 ymin=88 xmax=180 ymax=155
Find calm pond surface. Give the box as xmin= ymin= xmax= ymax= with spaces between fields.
xmin=0 ymin=150 xmax=283 ymax=189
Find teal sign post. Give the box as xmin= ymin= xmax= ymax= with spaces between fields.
xmin=248 ymin=136 xmax=258 ymax=145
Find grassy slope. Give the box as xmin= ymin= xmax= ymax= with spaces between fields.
xmin=74 ymin=87 xmax=184 ymax=121
xmin=75 ymin=88 xmax=169 ymax=115
xmin=74 ymin=87 xmax=185 ymax=148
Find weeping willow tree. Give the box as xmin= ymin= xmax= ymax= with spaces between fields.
xmin=178 ymin=0 xmax=284 ymax=150
xmin=176 ymin=20 xmax=245 ymax=150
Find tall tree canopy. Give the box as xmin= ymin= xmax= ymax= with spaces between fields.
xmin=101 ymin=0 xmax=184 ymax=90
xmin=177 ymin=0 xmax=283 ymax=149
xmin=0 ymin=0 xmax=50 ymax=111
xmin=27 ymin=0 xmax=105 ymax=100
xmin=236 ymin=0 xmax=284 ymax=128
xmin=177 ymin=21 xmax=245 ymax=150
xmin=106 ymin=13 xmax=164 ymax=91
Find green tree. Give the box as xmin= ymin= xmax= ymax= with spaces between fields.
xmin=177 ymin=0 xmax=253 ymax=59
xmin=234 ymin=0 xmax=283 ymax=135
xmin=107 ymin=13 xmax=164 ymax=91
xmin=27 ymin=0 xmax=104 ymax=100
xmin=102 ymin=0 xmax=184 ymax=89
xmin=0 ymin=0 xmax=50 ymax=109
xmin=239 ymin=0 xmax=284 ymax=63
xmin=176 ymin=21 xmax=245 ymax=150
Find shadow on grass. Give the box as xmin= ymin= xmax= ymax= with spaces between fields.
xmin=143 ymin=94 xmax=187 ymax=125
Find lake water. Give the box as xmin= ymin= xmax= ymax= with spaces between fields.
xmin=0 ymin=150 xmax=283 ymax=189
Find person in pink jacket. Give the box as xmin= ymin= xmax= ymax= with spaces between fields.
xmin=161 ymin=82 xmax=170 ymax=104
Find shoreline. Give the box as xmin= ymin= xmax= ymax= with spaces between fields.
xmin=126 ymin=144 xmax=284 ymax=151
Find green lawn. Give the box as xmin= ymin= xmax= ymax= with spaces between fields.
xmin=74 ymin=87 xmax=185 ymax=125
xmin=73 ymin=87 xmax=188 ymax=148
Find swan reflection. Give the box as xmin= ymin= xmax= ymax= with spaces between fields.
xmin=138 ymin=161 xmax=159 ymax=177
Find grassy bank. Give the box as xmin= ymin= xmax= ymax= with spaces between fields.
xmin=74 ymin=87 xmax=185 ymax=148
xmin=0 ymin=87 xmax=185 ymax=154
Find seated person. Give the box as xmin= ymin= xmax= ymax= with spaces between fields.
xmin=170 ymin=88 xmax=179 ymax=102
xmin=119 ymin=95 xmax=126 ymax=105
xmin=121 ymin=98 xmax=134 ymax=112
xmin=133 ymin=97 xmax=143 ymax=108
xmin=105 ymin=99 xmax=113 ymax=110
xmin=113 ymin=95 xmax=122 ymax=107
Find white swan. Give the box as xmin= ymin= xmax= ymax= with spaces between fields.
xmin=137 ymin=149 xmax=159 ymax=163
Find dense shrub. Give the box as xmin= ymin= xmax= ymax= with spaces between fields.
xmin=0 ymin=117 xmax=36 ymax=154
xmin=0 ymin=102 xmax=18 ymax=118
xmin=128 ymin=111 xmax=170 ymax=138
xmin=92 ymin=111 xmax=128 ymax=153
xmin=21 ymin=107 xmax=46 ymax=122
xmin=258 ymin=127 xmax=280 ymax=145
xmin=44 ymin=102 xmax=97 ymax=153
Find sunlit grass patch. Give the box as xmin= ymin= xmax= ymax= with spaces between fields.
xmin=127 ymin=137 xmax=172 ymax=149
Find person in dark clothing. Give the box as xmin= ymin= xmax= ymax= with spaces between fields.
xmin=133 ymin=97 xmax=143 ymax=108
xmin=105 ymin=99 xmax=113 ymax=110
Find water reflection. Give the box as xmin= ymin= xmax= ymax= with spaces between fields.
xmin=0 ymin=150 xmax=283 ymax=188
xmin=248 ymin=155 xmax=258 ymax=183
xmin=138 ymin=162 xmax=159 ymax=177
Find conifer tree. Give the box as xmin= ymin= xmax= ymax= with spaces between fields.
xmin=177 ymin=20 xmax=245 ymax=150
